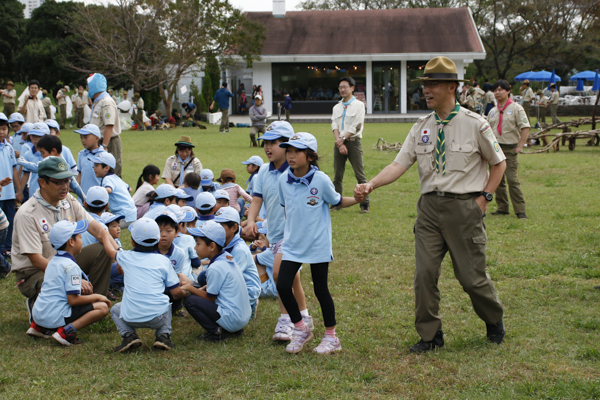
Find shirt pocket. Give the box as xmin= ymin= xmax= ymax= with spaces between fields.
xmin=416 ymin=145 xmax=435 ymax=176
xmin=447 ymin=142 xmax=474 ymax=172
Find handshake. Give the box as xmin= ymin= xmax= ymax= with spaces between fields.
xmin=353 ymin=183 xmax=373 ymax=202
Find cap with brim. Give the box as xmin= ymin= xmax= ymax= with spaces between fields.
xmin=89 ymin=152 xmax=116 ymax=169
xmin=175 ymin=189 xmax=194 ymax=201
xmin=154 ymin=183 xmax=179 ymax=200
xmin=180 ymin=206 xmax=197 ymax=222
xmin=129 ymin=218 xmax=160 ymax=246
xmin=166 ymin=204 xmax=185 ymax=222
xmin=175 ymin=135 xmax=194 ymax=147
xmin=550 ymin=83 xmax=556 ymax=88
xmin=216 ymin=169 xmax=236 ymax=183
xmin=254 ymin=95 xmax=262 ymax=100
xmin=0 ymin=113 xmax=7 ymax=123
xmin=411 ymin=56 xmax=470 ymax=83
xmin=101 ymin=212 xmax=125 ymax=225
xmin=17 ymin=122 xmax=33 ymax=135
xmin=86 ymin=186 xmax=109 ymax=207
xmin=241 ymin=155 xmax=264 ymax=167
xmin=29 ymin=122 xmax=50 ymax=136
xmin=214 ymin=206 xmax=240 ymax=224
xmin=38 ymin=156 xmax=77 ymax=179
xmin=49 ymin=219 xmax=89 ymax=249
xmin=154 ymin=209 xmax=180 ymax=224
xmin=258 ymin=121 xmax=295 ymax=141
xmin=117 ymin=101 xmax=131 ymax=113
xmin=279 ymin=132 xmax=318 ymax=152
xmin=45 ymin=119 xmax=60 ymax=132
xmin=200 ymin=169 xmax=214 ymax=186
xmin=214 ymin=190 xmax=230 ymax=201
xmin=186 ymin=220 xmax=226 ymax=247
xmin=8 ymin=113 xmax=24 ymax=124
xmin=196 ymin=192 xmax=216 ymax=211
xmin=75 ymin=124 xmax=101 ymax=138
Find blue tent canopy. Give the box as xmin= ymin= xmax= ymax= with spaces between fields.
xmin=515 ymin=71 xmax=535 ymax=81
xmin=529 ymin=70 xmax=562 ymax=82
xmin=593 ymin=70 xmax=600 ymax=92
xmin=570 ymin=71 xmax=597 ymax=81
xmin=576 ymin=79 xmax=584 ymax=91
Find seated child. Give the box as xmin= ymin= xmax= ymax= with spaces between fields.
xmin=175 ymin=188 xmax=194 ymax=207
xmin=132 ymin=164 xmax=160 ymax=219
xmin=90 ymin=152 xmax=137 ymax=227
xmin=213 ymin=189 xmax=230 ymax=212
xmin=82 ymin=186 xmax=109 ymax=247
xmin=251 ymin=221 xmax=277 ymax=298
xmin=143 ymin=183 xmax=179 ymax=219
xmin=195 ymin=192 xmax=217 ymax=228
xmin=103 ymin=212 xmax=125 ymax=293
xmin=45 ymin=119 xmax=77 ymax=174
xmin=182 ymin=221 xmax=251 ymax=341
xmin=241 ymin=155 xmax=264 ymax=197
xmin=200 ymin=169 xmax=220 ymax=193
xmin=101 ymin=218 xmax=186 ymax=352
xmin=214 ymin=207 xmax=261 ymax=319
xmin=28 ymin=220 xmax=110 ymax=346
xmin=161 ymin=135 xmax=202 ymax=188
xmin=172 ymin=205 xmax=202 ymax=275
xmin=215 ymin=169 xmax=252 ymax=217
xmin=181 ymin=172 xmax=201 ymax=208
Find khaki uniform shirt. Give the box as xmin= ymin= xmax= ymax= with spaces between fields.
xmin=23 ymin=98 xmax=47 ymax=123
xmin=57 ymin=89 xmax=67 ymax=106
xmin=484 ymin=91 xmax=495 ymax=105
xmin=136 ymin=98 xmax=144 ymax=110
xmin=2 ymin=89 xmax=16 ymax=104
xmin=487 ymin=102 xmax=530 ymax=145
xmin=537 ymin=95 xmax=549 ymax=106
xmin=11 ymin=191 xmax=94 ymax=274
xmin=90 ymin=95 xmax=121 ymax=138
xmin=522 ymin=87 xmax=534 ymax=103
xmin=394 ymin=107 xmax=505 ymax=194
xmin=161 ymin=155 xmax=203 ymax=187
xmin=41 ymin=97 xmax=52 ymax=108
xmin=551 ymin=91 xmax=560 ymax=105
xmin=473 ymin=87 xmax=485 ymax=104
xmin=331 ymin=98 xmax=365 ymax=139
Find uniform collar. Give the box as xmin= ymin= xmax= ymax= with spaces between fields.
xmin=209 ymin=250 xmax=226 ymax=265
xmin=33 ymin=189 xmax=70 ymax=213
xmin=286 ymin=166 xmax=318 ymax=185
xmin=165 ymin=243 xmax=175 ymax=257
xmin=133 ymin=247 xmax=159 ymax=253
xmin=269 ymin=161 xmax=289 ymax=173
xmin=56 ymin=250 xmax=77 ymax=263
xmin=198 ymin=215 xmax=214 ymax=221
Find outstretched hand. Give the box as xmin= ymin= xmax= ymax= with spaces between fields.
xmin=354 ymin=183 xmax=373 ymax=203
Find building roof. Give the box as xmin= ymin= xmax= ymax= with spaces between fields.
xmin=246 ymin=8 xmax=484 ymax=56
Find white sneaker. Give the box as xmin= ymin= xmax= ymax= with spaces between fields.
xmin=313 ymin=335 xmax=342 ymax=354
xmin=272 ymin=317 xmax=294 ymax=341
xmin=286 ymin=326 xmax=313 ymax=354
xmin=303 ymin=315 xmax=314 ymax=330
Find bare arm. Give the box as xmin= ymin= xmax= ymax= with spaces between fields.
xmin=245 ymin=196 xmax=263 ymax=235
xmin=516 ymin=128 xmax=530 ymax=154
xmin=338 ymin=197 xmax=359 ymax=209
xmin=181 ymin=283 xmax=215 ymax=302
xmin=164 ymin=178 xmax=174 ymax=186
xmin=354 ymin=162 xmax=408 ymax=202
xmin=476 ymin=160 xmax=506 ymax=213
xmin=13 ymin=166 xmax=22 ymax=203
xmin=26 ymin=253 xmax=49 ymax=271
xmin=169 ymin=286 xmax=186 ymax=300
xmin=68 ymin=293 xmax=110 ymax=308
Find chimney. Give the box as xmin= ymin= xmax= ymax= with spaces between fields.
xmin=273 ymin=0 xmax=286 ymax=18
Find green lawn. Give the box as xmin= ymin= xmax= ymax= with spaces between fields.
xmin=1 ymin=119 xmax=599 ymax=399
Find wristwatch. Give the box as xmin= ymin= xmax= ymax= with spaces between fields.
xmin=481 ymin=191 xmax=493 ymax=202
xmin=341 ymin=135 xmax=347 ymax=141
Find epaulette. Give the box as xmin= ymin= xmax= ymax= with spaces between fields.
xmin=417 ymin=113 xmax=434 ymax=122
xmin=463 ymin=109 xmax=486 ymax=122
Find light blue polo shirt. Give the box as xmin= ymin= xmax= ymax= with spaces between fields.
xmin=278 ymin=167 xmax=341 ymax=264
xmin=225 ymin=233 xmax=261 ymax=304
xmin=200 ymin=182 xmax=220 ymax=193
xmin=143 ymin=203 xmax=167 ymax=220
xmin=61 ymin=145 xmax=78 ymax=174
xmin=77 ymin=146 xmax=105 ymax=196
xmin=116 ymin=249 xmax=180 ymax=323
xmin=32 ymin=252 xmax=86 ymax=329
xmin=0 ymin=140 xmax=17 ymax=199
xmin=195 ymin=214 xmax=215 ymax=228
xmin=174 ymin=233 xmax=198 ymax=261
xmin=19 ymin=148 xmax=43 ymax=194
xmin=12 ymin=136 xmax=26 ymax=157
xmin=82 ymin=213 xmax=107 ymax=247
xmin=206 ymin=251 xmax=251 ymax=333
xmin=101 ymin=173 xmax=137 ymax=222
xmin=164 ymin=243 xmax=195 ymax=281
xmin=252 ymin=161 xmax=289 ymax=244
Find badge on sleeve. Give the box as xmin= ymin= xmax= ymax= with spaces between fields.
xmin=71 ymin=275 xmax=81 ymax=286
xmin=490 ymin=110 xmax=495 ymax=118
xmin=39 ymin=218 xmax=49 ymax=232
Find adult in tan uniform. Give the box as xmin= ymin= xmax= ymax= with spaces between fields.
xmin=12 ymin=157 xmax=118 ymax=319
xmin=56 ymin=85 xmax=69 ymax=129
xmin=76 ymin=86 xmax=88 ymax=129
xmin=18 ymin=80 xmax=47 ymax=123
xmin=133 ymin=92 xmax=144 ymax=131
xmin=1 ymin=81 xmax=17 ymax=116
xmin=88 ymin=73 xmax=123 ymax=177
xmin=355 ymin=57 xmax=507 ymax=353
xmin=536 ymin=90 xmax=548 ymax=126
xmin=41 ymin=90 xmax=52 ymax=120
xmin=488 ymin=79 xmax=530 ymax=219
xmin=162 ymin=135 xmax=203 ymax=187
xmin=549 ymin=84 xmax=561 ymax=124
xmin=520 ymin=80 xmax=534 ymax=122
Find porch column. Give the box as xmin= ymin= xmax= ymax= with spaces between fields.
xmin=366 ymin=61 xmax=373 ymax=114
xmin=400 ymin=59 xmax=407 ymax=114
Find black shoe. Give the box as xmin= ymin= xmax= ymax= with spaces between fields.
xmin=595 ymin=286 xmax=600 ymax=290
xmin=486 ymin=320 xmax=505 ymax=344
xmin=516 ymin=213 xmax=528 ymax=219
xmin=114 ymin=333 xmax=142 ymax=353
xmin=199 ymin=328 xmax=244 ymax=342
xmin=491 ymin=211 xmax=509 ymax=216
xmin=153 ymin=333 xmax=175 ymax=350
xmin=360 ymin=204 xmax=370 ymax=214
xmin=409 ymin=330 xmax=444 ymax=353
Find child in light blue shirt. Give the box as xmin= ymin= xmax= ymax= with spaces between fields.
xmin=28 ymin=220 xmax=110 ymax=346
xmin=45 ymin=119 xmax=77 ymax=174
xmin=81 ymin=186 xmax=109 ymax=247
xmin=75 ymin=124 xmax=105 ymax=196
xmin=195 ymin=191 xmax=216 ymax=228
xmin=251 ymin=221 xmax=277 ymax=298
xmin=172 ymin=205 xmax=201 ymax=272
xmin=143 ymin=183 xmax=179 ymax=220
xmin=200 ymin=169 xmax=220 ymax=193
xmin=17 ymin=122 xmax=48 ymax=195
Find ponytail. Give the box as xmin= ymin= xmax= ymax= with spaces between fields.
xmin=136 ymin=164 xmax=160 ymax=190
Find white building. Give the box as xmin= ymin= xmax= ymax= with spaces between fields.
xmin=19 ymin=0 xmax=45 ymax=19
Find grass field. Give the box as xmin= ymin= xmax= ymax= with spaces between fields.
xmin=1 ymin=118 xmax=599 ymax=399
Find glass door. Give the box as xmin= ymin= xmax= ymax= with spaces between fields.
xmin=373 ymin=63 xmax=400 ymax=113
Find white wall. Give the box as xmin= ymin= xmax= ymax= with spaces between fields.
xmin=253 ymin=62 xmax=273 ymax=112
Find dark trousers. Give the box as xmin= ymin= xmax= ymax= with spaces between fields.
xmin=0 ymin=199 xmax=16 ymax=252
xmin=0 ymin=228 xmax=10 ymax=275
xmin=333 ymin=139 xmax=369 ymax=207
xmin=185 ymin=295 xmax=221 ymax=334
xmin=277 ymin=261 xmax=336 ymax=327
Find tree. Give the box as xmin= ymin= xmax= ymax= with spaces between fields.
xmin=0 ymin=0 xmax=25 ymax=83
xmin=202 ymin=74 xmax=213 ymax=112
xmin=206 ymin=53 xmax=221 ymax=95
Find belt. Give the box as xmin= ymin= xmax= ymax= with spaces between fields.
xmin=345 ymin=136 xmax=359 ymax=142
xmin=426 ymin=191 xmax=481 ymax=200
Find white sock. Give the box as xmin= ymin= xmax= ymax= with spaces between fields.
xmin=300 ymin=309 xmax=309 ymax=318
xmin=281 ymin=313 xmax=289 ymax=320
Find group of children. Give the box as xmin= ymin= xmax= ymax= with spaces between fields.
xmin=1 ymin=112 xmax=358 ymax=354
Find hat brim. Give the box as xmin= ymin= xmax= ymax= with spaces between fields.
xmin=174 ymin=142 xmax=195 ymax=147
xmin=28 ymin=130 xmax=48 ymax=136
xmin=257 ymin=133 xmax=284 ymax=141
xmin=412 ymin=77 xmax=470 ymax=83
xmin=186 ymin=227 xmax=207 ymax=238
xmin=104 ymin=215 xmax=125 ymax=224
xmin=180 ymin=211 xmax=197 ymax=222
xmin=279 ymin=141 xmax=309 ymax=150
xmin=74 ymin=129 xmax=99 ymax=137
xmin=200 ymin=180 xmax=213 ymax=185
xmin=176 ymin=194 xmax=194 ymax=201
xmin=74 ymin=219 xmax=90 ymax=235
xmin=43 ymin=170 xmax=77 ymax=180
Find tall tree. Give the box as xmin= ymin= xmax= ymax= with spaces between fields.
xmin=0 ymin=0 xmax=26 ymax=83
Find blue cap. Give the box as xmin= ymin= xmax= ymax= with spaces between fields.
xmin=0 ymin=113 xmax=7 ymax=123
xmin=154 ymin=208 xmax=180 ymax=224
xmin=200 ymin=169 xmax=214 ymax=186
xmin=166 ymin=204 xmax=184 ymax=221
xmin=214 ymin=189 xmax=230 ymax=201
xmin=74 ymin=124 xmax=101 ymax=138
xmin=241 ymin=155 xmax=264 ymax=167
xmin=154 ymin=183 xmax=178 ymax=200
xmin=258 ymin=121 xmax=295 ymax=141
xmin=279 ymin=132 xmax=318 ymax=152
xmin=129 ymin=218 xmax=160 ymax=246
xmin=214 ymin=206 xmax=240 ymax=224
xmin=86 ymin=186 xmax=109 ymax=207
xmin=28 ymin=122 xmax=50 ymax=137
xmin=195 ymin=192 xmax=216 ymax=211
xmin=49 ymin=220 xmax=89 ymax=249
xmin=17 ymin=122 xmax=33 ymax=135
xmin=87 ymin=73 xmax=107 ymax=99
xmin=45 ymin=119 xmax=60 ymax=132
xmin=186 ymin=220 xmax=226 ymax=247
xmin=257 ymin=220 xmax=268 ymax=235
xmin=180 ymin=206 xmax=197 ymax=222
xmin=8 ymin=113 xmax=24 ymax=124
xmin=101 ymin=212 xmax=124 ymax=225
xmin=90 ymin=152 xmax=116 ymax=169
xmin=175 ymin=189 xmax=193 ymax=201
